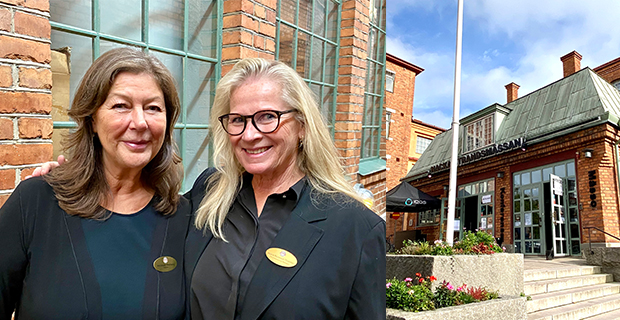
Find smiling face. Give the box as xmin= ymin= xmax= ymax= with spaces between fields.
xmin=228 ymin=78 xmax=304 ymax=181
xmin=93 ymin=72 xmax=167 ymax=176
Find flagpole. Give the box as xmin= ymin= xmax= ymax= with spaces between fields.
xmin=446 ymin=0 xmax=464 ymax=245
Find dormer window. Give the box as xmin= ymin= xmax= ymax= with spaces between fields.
xmin=465 ymin=114 xmax=494 ymax=152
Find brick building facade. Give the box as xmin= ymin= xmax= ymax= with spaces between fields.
xmin=403 ymin=51 xmax=620 ymax=256
xmin=0 ymin=0 xmax=388 ymax=216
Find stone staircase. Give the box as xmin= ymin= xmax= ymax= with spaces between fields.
xmin=525 ymin=263 xmax=620 ymax=319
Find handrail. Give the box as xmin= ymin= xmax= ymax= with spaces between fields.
xmin=583 ymin=226 xmax=620 ymax=254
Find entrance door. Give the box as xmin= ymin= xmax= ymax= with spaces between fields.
xmin=550 ymin=174 xmax=568 ymax=257
xmin=463 ymin=196 xmax=478 ymax=233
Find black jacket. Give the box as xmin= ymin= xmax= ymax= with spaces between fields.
xmin=0 ymin=177 xmax=191 ymax=320
xmin=184 ymin=169 xmax=386 ymax=320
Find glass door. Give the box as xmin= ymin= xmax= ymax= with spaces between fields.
xmin=550 ymin=174 xmax=568 ymax=257
xmin=513 ymin=172 xmax=543 ymax=254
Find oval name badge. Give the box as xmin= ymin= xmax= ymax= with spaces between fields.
xmin=153 ymin=256 xmax=177 ymax=272
xmin=265 ymin=247 xmax=297 ymax=268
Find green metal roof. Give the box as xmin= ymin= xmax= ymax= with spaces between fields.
xmin=404 ymin=68 xmax=620 ymax=181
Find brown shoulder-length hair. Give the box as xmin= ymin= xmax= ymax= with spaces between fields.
xmin=45 ymin=47 xmax=183 ymax=219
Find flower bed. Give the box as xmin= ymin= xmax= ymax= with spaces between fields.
xmin=386 ymin=295 xmax=527 ymax=320
xmin=386 ymin=232 xmax=524 ymax=296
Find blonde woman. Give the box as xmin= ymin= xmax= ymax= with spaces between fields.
xmin=184 ymin=58 xmax=386 ymax=319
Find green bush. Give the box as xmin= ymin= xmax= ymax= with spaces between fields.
xmin=397 ymin=231 xmax=504 ymax=256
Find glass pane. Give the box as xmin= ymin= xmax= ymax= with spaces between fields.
xmin=525 ymin=227 xmax=532 ymax=239
xmin=568 ymin=178 xmax=576 ymax=192
xmin=534 ymin=241 xmax=541 ymax=253
xmin=514 ymin=214 xmax=521 ymax=227
xmin=514 ymin=201 xmax=521 ymax=212
xmin=515 ymin=227 xmax=521 ymax=241
xmin=298 ymin=0 xmax=313 ymax=31
xmin=52 ymin=128 xmax=70 ymax=160
xmin=522 ymin=172 xmax=530 ymax=185
xmin=186 ymin=60 xmax=216 ymax=125
xmin=570 ymin=224 xmax=579 ymax=238
xmin=458 ymin=186 xmax=464 ymax=197
xmin=479 ymin=182 xmax=487 ymax=193
xmin=326 ymin=0 xmax=338 ymax=41
xmin=296 ymin=31 xmax=311 ymax=78
xmin=567 ymin=162 xmax=575 ymax=176
xmin=525 ymin=241 xmax=532 ymax=253
xmin=311 ymin=39 xmax=324 ymax=82
xmin=50 ymin=30 xmax=93 ymax=109
xmin=571 ymin=240 xmax=581 ymax=254
xmin=569 ymin=208 xmax=578 ymax=222
xmin=313 ymin=0 xmax=326 ymax=36
xmin=524 ymin=199 xmax=531 ymax=211
xmin=149 ymin=0 xmax=184 ymax=50
xmin=363 ymin=95 xmax=373 ymax=126
xmin=525 ymin=212 xmax=532 ymax=226
xmin=515 ymin=241 xmax=521 ymax=253
xmin=569 ymin=192 xmax=577 ymax=206
xmin=278 ymin=24 xmax=295 ymax=67
xmin=324 ymin=43 xmax=337 ymax=84
xmin=181 ymin=128 xmax=210 ymax=193
xmin=532 ymin=170 xmax=541 ymax=183
xmin=362 ymin=128 xmax=372 ymax=158
xmin=533 ymin=212 xmax=540 ymax=225
xmin=101 ymin=0 xmax=141 ymax=41
xmin=524 ymin=189 xmax=531 ymax=199
xmin=367 ymin=28 xmax=377 ymax=61
xmin=366 ymin=62 xmax=377 ymax=93
xmin=562 ymin=240 xmax=567 ymax=253
xmin=322 ymin=86 xmax=334 ymax=126
xmin=532 ymin=188 xmax=539 ymax=197
xmin=555 ymin=165 xmax=566 ymax=177
xmin=372 ymin=96 xmax=382 ymax=125
xmin=543 ymin=167 xmax=553 ymax=181
xmin=532 ymin=199 xmax=539 ymax=210
xmin=99 ymin=40 xmax=128 ymax=55
xmin=188 ymin=0 xmax=218 ymax=57
xmin=514 ymin=187 xmax=520 ymax=199
xmin=514 ymin=174 xmax=520 ymax=185
xmin=533 ymin=226 xmax=540 ymax=239
xmin=280 ymin=0 xmax=297 ymax=24
xmin=51 ymin=0 xmax=91 ymax=30
xmin=151 ymin=52 xmax=183 ymax=99
xmin=488 ymin=179 xmax=494 ymax=190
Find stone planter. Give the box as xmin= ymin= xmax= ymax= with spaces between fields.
xmin=583 ymin=247 xmax=620 ymax=281
xmin=386 ymin=253 xmax=524 ymax=296
xmin=386 ymin=295 xmax=527 ymax=320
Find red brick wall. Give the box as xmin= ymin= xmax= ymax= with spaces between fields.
xmin=594 ymin=57 xmax=620 ymax=84
xmin=0 ymin=0 xmax=53 ymax=207
xmin=384 ymin=57 xmax=417 ymax=190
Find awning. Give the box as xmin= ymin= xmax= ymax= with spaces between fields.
xmin=386 ymin=182 xmax=441 ymax=212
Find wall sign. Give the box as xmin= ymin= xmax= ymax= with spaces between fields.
xmin=430 ymin=138 xmax=525 ymax=174
xmin=588 ymin=170 xmax=597 ymax=208
xmin=481 ymin=194 xmax=492 ymax=204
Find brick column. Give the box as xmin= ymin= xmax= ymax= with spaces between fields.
xmin=336 ymin=0 xmax=368 ymax=181
xmin=221 ymin=0 xmax=276 ymax=75
xmin=0 ymin=0 xmax=53 ymax=206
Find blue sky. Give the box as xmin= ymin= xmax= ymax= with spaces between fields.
xmin=387 ymin=0 xmax=620 ymax=129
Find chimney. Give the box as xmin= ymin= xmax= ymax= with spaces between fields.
xmin=560 ymin=51 xmax=582 ymax=77
xmin=505 ymin=82 xmax=520 ymax=103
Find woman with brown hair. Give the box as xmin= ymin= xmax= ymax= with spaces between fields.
xmin=0 ymin=47 xmax=189 ymax=319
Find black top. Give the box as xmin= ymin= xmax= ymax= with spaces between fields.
xmin=0 ymin=177 xmax=191 ymax=320
xmin=81 ymin=205 xmax=159 ymax=319
xmin=190 ymin=174 xmax=305 ymax=320
xmin=184 ymin=168 xmax=386 ymax=320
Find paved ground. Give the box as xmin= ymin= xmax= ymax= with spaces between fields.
xmin=524 ymin=256 xmax=590 ymax=270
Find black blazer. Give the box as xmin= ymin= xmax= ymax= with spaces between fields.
xmin=184 ymin=169 xmax=386 ymax=320
xmin=0 ymin=177 xmax=192 ymax=320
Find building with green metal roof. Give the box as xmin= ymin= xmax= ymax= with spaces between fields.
xmin=398 ymin=51 xmax=620 ymax=257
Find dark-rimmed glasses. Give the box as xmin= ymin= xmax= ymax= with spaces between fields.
xmin=218 ymin=109 xmax=298 ymax=136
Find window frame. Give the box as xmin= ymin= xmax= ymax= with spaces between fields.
xmin=464 ymin=114 xmax=494 ymax=153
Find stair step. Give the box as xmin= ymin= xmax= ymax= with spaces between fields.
xmin=525 ymin=266 xmax=601 ymax=282
xmin=527 ymin=283 xmax=620 ymax=313
xmin=583 ymin=307 xmax=620 ymax=319
xmin=525 ymin=274 xmax=613 ymax=295
xmin=527 ymin=294 xmax=620 ymax=320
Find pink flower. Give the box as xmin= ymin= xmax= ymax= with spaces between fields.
xmin=446 ymin=283 xmax=454 ymax=290
xmin=386 ymin=283 xmax=392 ymax=288
xmin=405 ymin=277 xmax=413 ymax=282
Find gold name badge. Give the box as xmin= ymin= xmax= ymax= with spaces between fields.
xmin=153 ymin=256 xmax=177 ymax=272
xmin=265 ymin=248 xmax=297 ymax=268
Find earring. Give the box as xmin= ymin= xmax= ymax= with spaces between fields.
xmin=298 ymin=139 xmax=304 ymax=149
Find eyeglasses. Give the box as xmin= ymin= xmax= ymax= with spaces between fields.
xmin=218 ymin=109 xmax=298 ymax=136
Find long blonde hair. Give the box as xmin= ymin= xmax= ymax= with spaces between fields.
xmin=196 ymin=58 xmax=363 ymax=238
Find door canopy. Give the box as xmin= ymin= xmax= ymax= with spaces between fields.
xmin=386 ymin=182 xmax=441 ymax=212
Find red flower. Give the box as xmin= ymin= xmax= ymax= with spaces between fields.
xmin=419 ymin=278 xmax=424 ymax=283
xmin=415 ymin=273 xmax=421 ymax=277
xmin=430 ymin=276 xmax=437 ymax=281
